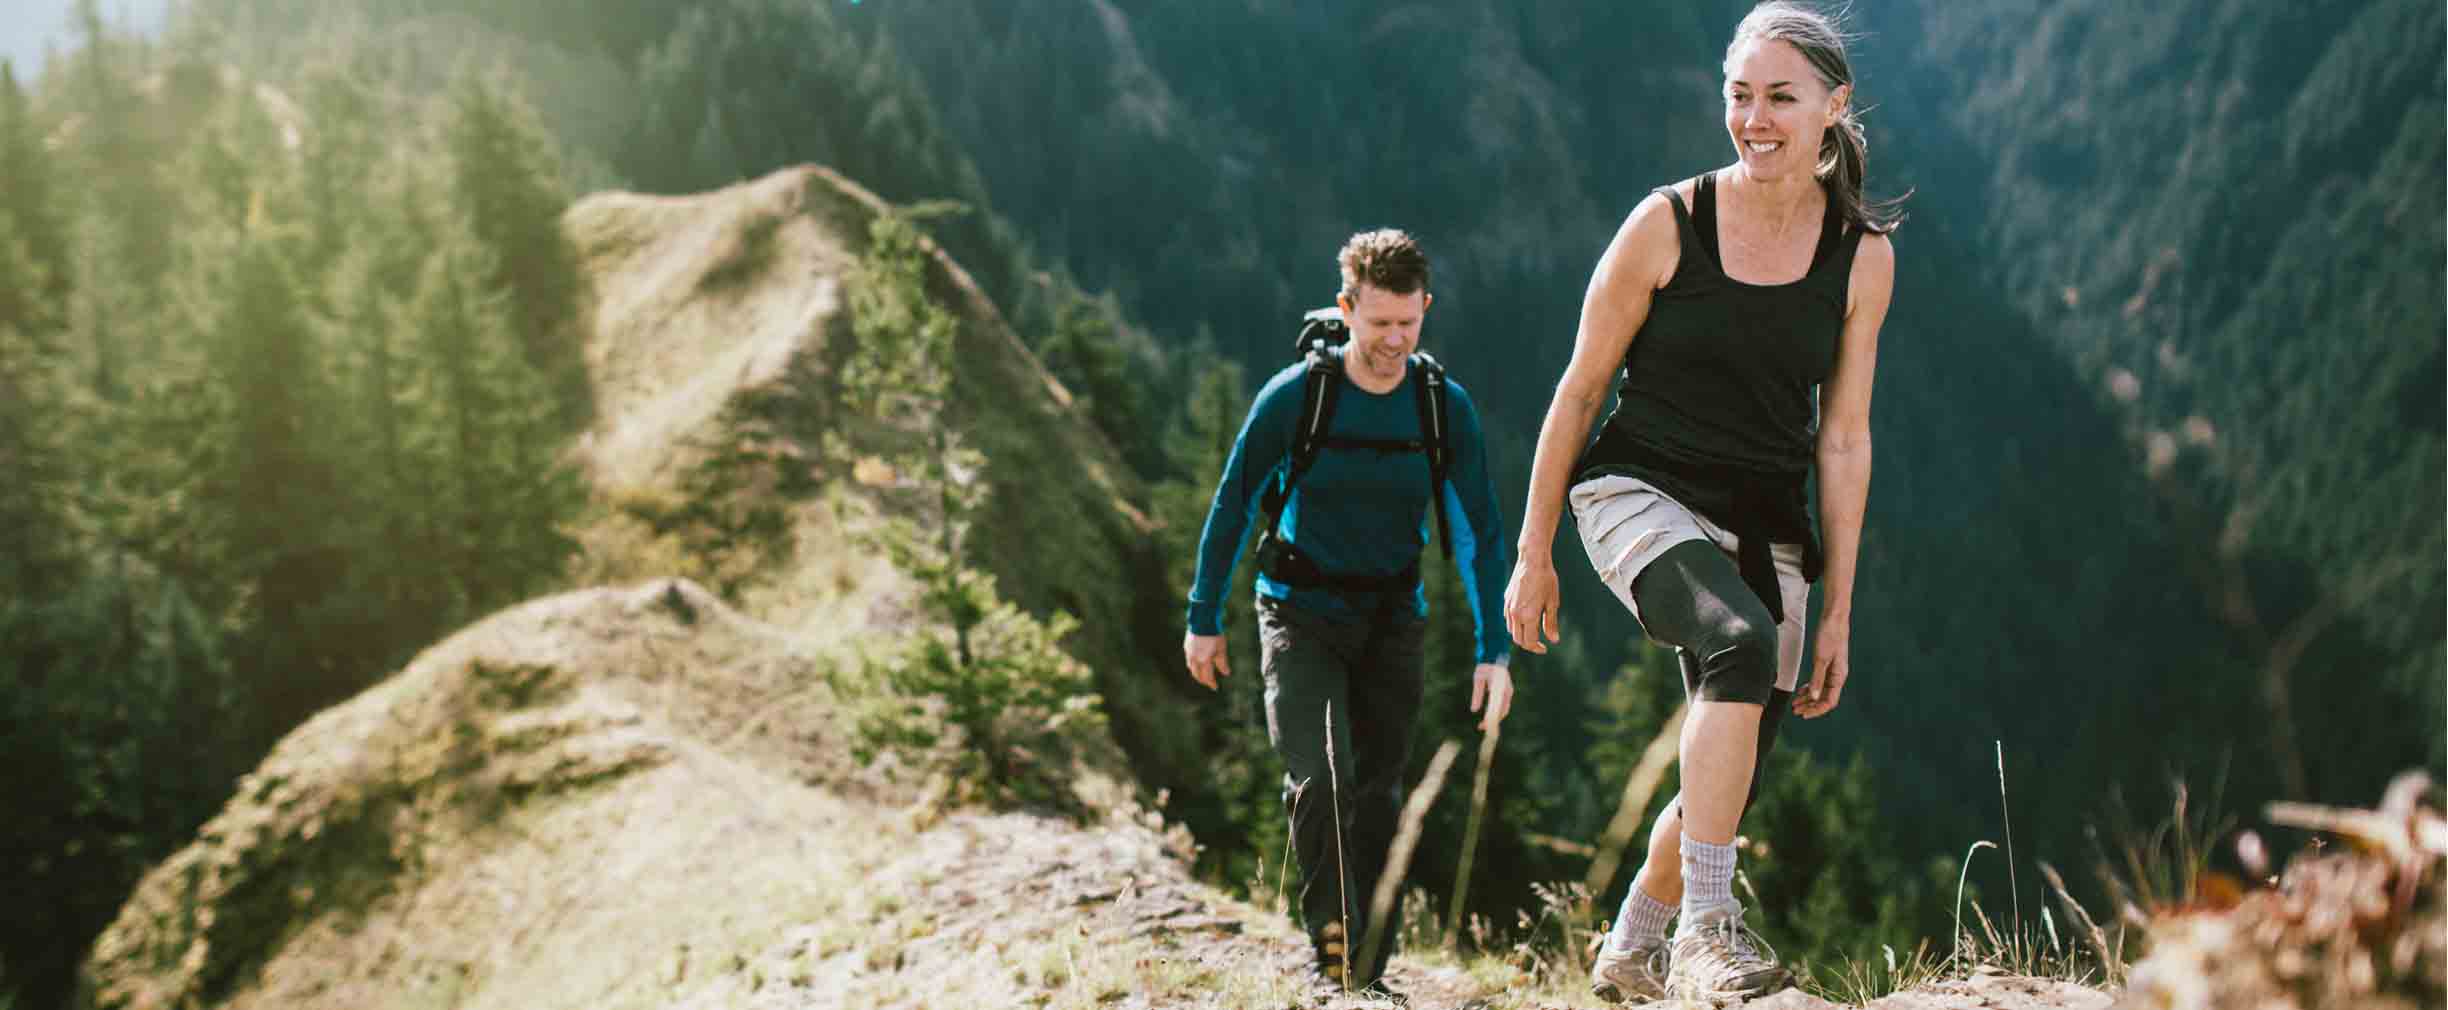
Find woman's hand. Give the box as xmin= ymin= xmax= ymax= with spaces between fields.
xmin=1794 ymin=612 xmax=1850 ymax=718
xmin=1504 ymin=556 xmax=1563 ymax=654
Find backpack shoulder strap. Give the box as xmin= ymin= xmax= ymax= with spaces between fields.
xmin=1293 ymin=348 xmax=1344 ymax=466
xmin=1409 ymin=351 xmax=1454 ymax=557
xmin=1259 ymin=348 xmax=1345 ymax=526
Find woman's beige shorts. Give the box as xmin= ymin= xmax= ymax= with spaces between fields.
xmin=1567 ymin=474 xmax=1809 ymax=693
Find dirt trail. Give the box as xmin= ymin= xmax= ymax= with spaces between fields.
xmin=689 ymin=798 xmax=2108 ymax=1010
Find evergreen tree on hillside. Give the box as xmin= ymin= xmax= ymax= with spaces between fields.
xmin=295 ymin=62 xmax=380 ymax=271
xmin=0 ymin=556 xmax=237 ymax=1009
xmin=193 ymin=219 xmax=354 ymax=743
xmin=1037 ymin=283 xmax=1161 ymax=472
xmin=395 ymin=213 xmax=582 ymax=628
xmin=67 ymin=0 xmax=177 ymax=298
xmin=0 ymin=196 xmax=241 ymax=1010
xmin=0 ymin=63 xmax=69 ymax=332
xmin=444 ymin=76 xmax=583 ymax=412
xmin=313 ymin=184 xmax=438 ymax=670
xmin=840 ymin=205 xmax=1105 ymax=810
xmin=0 ymin=218 xmax=70 ymax=602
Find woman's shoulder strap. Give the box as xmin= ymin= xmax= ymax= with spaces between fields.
xmin=1649 ymin=178 xmax=1710 ymax=271
xmin=1812 ymin=189 xmax=1870 ymax=282
xmin=1651 ymin=182 xmax=1694 ymax=232
xmin=1692 ymin=172 xmax=1722 ymax=267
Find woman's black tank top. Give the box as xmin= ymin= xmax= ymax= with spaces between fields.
xmin=1575 ymin=172 xmax=1863 ymax=607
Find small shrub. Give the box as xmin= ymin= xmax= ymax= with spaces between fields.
xmin=853 ymin=574 xmax=1105 ymax=812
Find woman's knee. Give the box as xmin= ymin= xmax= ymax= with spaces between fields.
xmin=1633 ymin=542 xmax=1778 ymax=704
xmin=1691 ymin=610 xmax=1778 ymax=703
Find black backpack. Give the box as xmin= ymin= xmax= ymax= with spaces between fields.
xmin=1251 ymin=306 xmax=1454 ymax=589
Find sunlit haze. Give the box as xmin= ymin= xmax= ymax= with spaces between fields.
xmin=0 ymin=0 xmax=166 ymax=75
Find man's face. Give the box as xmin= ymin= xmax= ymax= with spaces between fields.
xmin=1338 ymin=284 xmax=1429 ymax=380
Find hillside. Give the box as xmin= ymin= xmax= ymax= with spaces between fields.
xmin=128 ymin=0 xmax=2445 ymax=971
xmin=1873 ymin=0 xmax=2447 ymax=803
xmin=71 ymin=163 xmax=1197 ymax=1008
xmin=78 ymin=163 xmax=2127 ymax=1010
xmin=69 ymin=583 xmax=2116 ymax=1010
xmin=837 ymin=0 xmax=2446 ymax=915
xmin=553 ymin=164 xmax=1210 ymax=820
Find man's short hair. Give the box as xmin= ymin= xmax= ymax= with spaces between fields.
xmin=1338 ymin=229 xmax=1430 ymax=302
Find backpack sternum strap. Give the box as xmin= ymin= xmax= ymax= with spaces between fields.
xmin=1255 ymin=344 xmax=1456 ymax=572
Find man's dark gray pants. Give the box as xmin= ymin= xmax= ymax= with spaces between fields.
xmin=1256 ymin=593 xmax=1425 ymax=988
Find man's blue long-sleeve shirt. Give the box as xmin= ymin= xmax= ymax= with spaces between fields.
xmin=1186 ymin=352 xmax=1514 ymax=666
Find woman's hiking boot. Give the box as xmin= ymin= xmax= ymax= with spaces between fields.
xmin=1665 ymin=900 xmax=1790 ymax=1003
xmin=1589 ymin=936 xmax=1671 ymax=1003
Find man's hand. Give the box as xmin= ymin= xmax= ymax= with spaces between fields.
xmin=1183 ymin=631 xmax=1230 ymax=691
xmin=1503 ymin=557 xmax=1562 ymax=654
xmin=1469 ymin=662 xmax=1514 ymax=733
xmin=1794 ymin=613 xmax=1850 ymax=719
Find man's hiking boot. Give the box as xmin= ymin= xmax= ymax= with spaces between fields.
xmin=1589 ymin=936 xmax=1671 ymax=1003
xmin=1304 ymin=920 xmax=1409 ymax=1005
xmin=1313 ymin=920 xmax=1350 ymax=988
xmin=1353 ymin=978 xmax=1410 ymax=1006
xmin=1665 ymin=900 xmax=1790 ymax=1003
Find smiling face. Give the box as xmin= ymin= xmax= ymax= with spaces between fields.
xmin=1337 ymin=283 xmax=1429 ymax=386
xmin=1723 ymin=37 xmax=1849 ymax=183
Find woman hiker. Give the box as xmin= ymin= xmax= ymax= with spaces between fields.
xmin=1503 ymin=2 xmax=1902 ymax=1003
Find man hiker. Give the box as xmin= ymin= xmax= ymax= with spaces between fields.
xmin=1182 ymin=229 xmax=1516 ymax=997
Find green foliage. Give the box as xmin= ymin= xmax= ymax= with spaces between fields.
xmin=1887 ymin=0 xmax=2447 ymax=805
xmin=851 ymin=0 xmax=2440 ymax=954
xmin=1035 ymin=282 xmax=1157 ymax=473
xmin=0 ymin=64 xmax=66 ymax=333
xmin=444 ymin=75 xmax=589 ymax=422
xmin=191 ymin=215 xmax=355 ymax=742
xmin=854 ymin=581 xmax=1106 ymax=812
xmin=5 ymin=0 xmax=2433 ymax=1000
xmin=1743 ymin=751 xmax=1956 ymax=984
xmin=390 ymin=211 xmax=584 ymax=619
xmin=0 ymin=222 xmax=70 ymax=600
xmin=0 ymin=565 xmax=238 ymax=1010
xmin=838 ymin=203 xmax=965 ymax=419
xmin=838 ymin=205 xmax=1106 ymax=812
xmin=0 ymin=28 xmax=587 ymax=1004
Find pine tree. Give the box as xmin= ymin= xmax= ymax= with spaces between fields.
xmin=838 ymin=204 xmax=1103 ymax=809
xmin=295 ymin=63 xmax=378 ymax=269
xmin=1 ymin=554 xmax=235 ymax=1010
xmin=0 ymin=214 xmax=74 ymax=604
xmin=395 ymin=212 xmax=580 ymax=627
xmin=314 ymin=180 xmax=441 ymax=670
xmin=0 ymin=62 xmax=70 ymax=332
xmin=68 ymin=0 xmax=175 ymax=298
xmin=191 ymin=214 xmax=352 ymax=741
xmin=1038 ymin=285 xmax=1154 ymax=467
xmin=443 ymin=76 xmax=582 ymax=405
